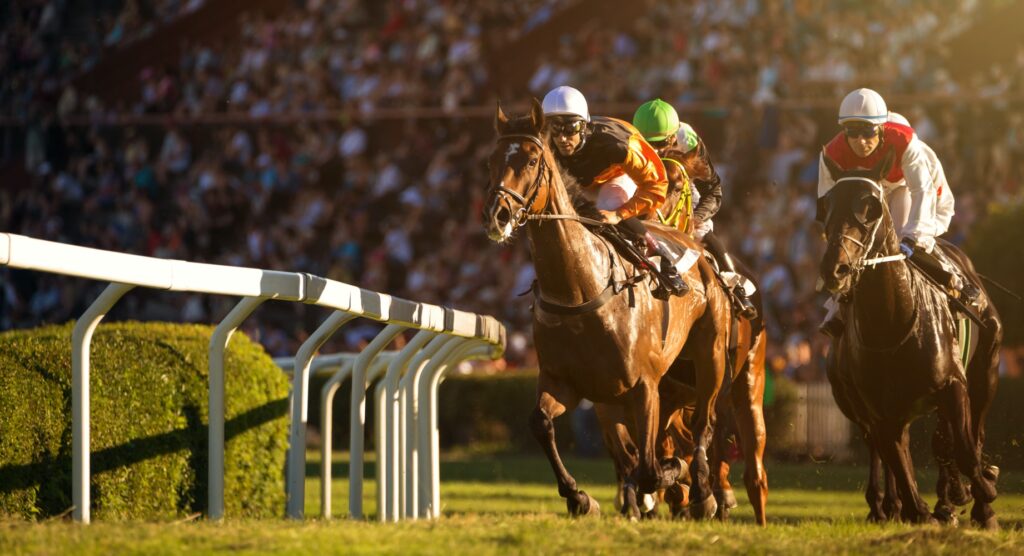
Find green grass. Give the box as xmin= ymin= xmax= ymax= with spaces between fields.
xmin=2 ymin=452 xmax=1023 ymax=555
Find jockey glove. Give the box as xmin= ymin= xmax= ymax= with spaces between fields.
xmin=899 ymin=237 xmax=916 ymax=258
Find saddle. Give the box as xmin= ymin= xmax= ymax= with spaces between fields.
xmin=597 ymin=225 xmax=702 ymax=298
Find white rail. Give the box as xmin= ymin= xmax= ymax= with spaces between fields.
xmin=0 ymin=233 xmax=505 ymax=523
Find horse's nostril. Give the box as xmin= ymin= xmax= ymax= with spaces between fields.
xmin=836 ymin=264 xmax=851 ymax=277
xmin=495 ymin=207 xmax=511 ymax=226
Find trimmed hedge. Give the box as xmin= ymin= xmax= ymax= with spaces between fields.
xmin=0 ymin=322 xmax=289 ymax=520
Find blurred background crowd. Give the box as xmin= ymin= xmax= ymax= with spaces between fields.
xmin=2 ymin=0 xmax=1023 ymax=381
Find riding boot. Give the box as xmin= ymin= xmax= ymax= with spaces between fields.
xmin=617 ymin=217 xmax=688 ymax=298
xmin=703 ymin=232 xmax=757 ymax=319
xmin=651 ymin=239 xmax=689 ymax=297
xmin=909 ymin=248 xmax=981 ymax=306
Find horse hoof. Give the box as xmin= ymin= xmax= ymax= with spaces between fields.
xmin=690 ymin=494 xmax=718 ymax=521
xmin=715 ymin=488 xmax=738 ymax=510
xmin=932 ymin=507 xmax=959 ymax=527
xmin=567 ymin=491 xmax=600 ymax=517
xmin=867 ymin=511 xmax=886 ymax=523
xmin=971 ymin=506 xmax=997 ymax=530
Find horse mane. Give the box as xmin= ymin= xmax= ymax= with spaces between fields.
xmin=661 ymin=146 xmax=711 ymax=181
xmin=504 ymin=114 xmax=602 ymax=221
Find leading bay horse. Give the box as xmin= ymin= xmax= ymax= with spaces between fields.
xmin=484 ymin=99 xmax=730 ymax=517
xmin=818 ymin=151 xmax=1002 ymax=528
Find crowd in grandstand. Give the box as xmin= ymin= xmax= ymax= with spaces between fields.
xmin=3 ymin=0 xmax=1023 ymax=380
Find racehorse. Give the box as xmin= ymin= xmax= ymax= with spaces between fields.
xmin=483 ymin=99 xmax=730 ymax=518
xmin=818 ymin=151 xmax=1002 ymax=528
xmin=598 ymin=149 xmax=770 ymax=525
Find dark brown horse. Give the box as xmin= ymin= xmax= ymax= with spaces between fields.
xmin=818 ymin=152 xmax=1002 ymax=528
xmin=484 ymin=100 xmax=730 ymax=517
xmin=597 ymin=149 xmax=770 ymax=525
xmin=599 ymin=269 xmax=769 ymax=525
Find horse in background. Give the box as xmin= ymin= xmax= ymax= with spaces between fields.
xmin=818 ymin=151 xmax=1002 ymax=528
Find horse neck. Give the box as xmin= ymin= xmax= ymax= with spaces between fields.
xmin=526 ymin=154 xmax=611 ymax=305
xmin=852 ymin=213 xmax=917 ymax=339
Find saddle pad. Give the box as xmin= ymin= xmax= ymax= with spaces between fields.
xmin=957 ymin=316 xmax=980 ymax=374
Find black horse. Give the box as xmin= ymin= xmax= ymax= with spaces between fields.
xmin=818 ymin=151 xmax=1002 ymax=528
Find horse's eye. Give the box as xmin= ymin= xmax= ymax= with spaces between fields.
xmin=528 ymin=158 xmax=538 ymax=167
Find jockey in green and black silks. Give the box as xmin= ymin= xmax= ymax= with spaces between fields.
xmin=633 ymin=99 xmax=758 ymax=319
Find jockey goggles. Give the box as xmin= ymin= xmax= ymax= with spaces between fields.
xmin=843 ymin=124 xmax=881 ymax=139
xmin=647 ymin=137 xmax=673 ymax=149
xmin=548 ymin=118 xmax=586 ymax=137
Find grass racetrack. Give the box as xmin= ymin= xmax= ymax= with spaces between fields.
xmin=2 ymin=451 xmax=1022 ymax=555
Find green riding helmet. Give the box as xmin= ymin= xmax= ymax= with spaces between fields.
xmin=633 ymin=99 xmax=678 ymax=141
xmin=633 ymin=99 xmax=700 ymax=153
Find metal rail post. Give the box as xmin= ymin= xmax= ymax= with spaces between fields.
xmin=377 ymin=330 xmax=436 ymax=521
xmin=349 ymin=324 xmax=406 ymax=519
xmin=399 ymin=334 xmax=456 ymax=518
xmin=71 ymin=282 xmax=134 ymax=524
xmin=286 ymin=311 xmax=357 ymax=519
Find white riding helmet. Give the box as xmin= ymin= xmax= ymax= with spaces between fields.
xmin=542 ymin=86 xmax=590 ymax=122
xmin=838 ymin=88 xmax=888 ymax=125
xmin=887 ymin=111 xmax=911 ymax=127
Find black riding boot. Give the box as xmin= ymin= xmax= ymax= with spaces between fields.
xmin=909 ymin=247 xmax=981 ymax=306
xmin=618 ymin=217 xmax=688 ymax=298
xmin=703 ymin=232 xmax=757 ymax=319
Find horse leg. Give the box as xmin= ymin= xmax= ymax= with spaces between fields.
xmin=875 ymin=423 xmax=933 ymax=524
xmin=864 ymin=434 xmax=888 ymax=522
xmin=661 ymin=408 xmax=693 ymax=519
xmin=937 ymin=381 xmax=998 ymax=529
xmin=688 ymin=332 xmax=727 ymax=520
xmin=709 ymin=401 xmax=737 ymax=522
xmin=933 ymin=416 xmax=968 ymax=525
xmin=729 ymin=338 xmax=768 ymax=526
xmin=882 ymin=462 xmax=902 ymax=521
xmin=630 ymin=377 xmax=676 ymax=500
xmin=967 ymin=315 xmax=1002 ymax=487
xmin=530 ymin=378 xmax=598 ymax=517
xmin=594 ymin=403 xmax=642 ymax=520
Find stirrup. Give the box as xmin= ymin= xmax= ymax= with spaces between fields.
xmin=960 ymin=283 xmax=982 ymax=307
xmin=737 ymin=296 xmax=758 ymax=320
xmin=655 ymin=264 xmax=689 ymax=299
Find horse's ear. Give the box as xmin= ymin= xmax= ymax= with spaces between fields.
xmin=495 ymin=101 xmax=509 ymax=134
xmin=815 ymin=194 xmax=828 ymax=224
xmin=529 ymin=97 xmax=545 ymax=132
xmin=873 ymin=148 xmax=896 ymax=182
xmin=821 ymin=149 xmax=843 ymax=182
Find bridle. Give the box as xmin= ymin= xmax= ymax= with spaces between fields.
xmin=825 ymin=177 xmax=918 ymax=352
xmin=825 ymin=177 xmax=906 ymax=286
xmin=487 ymin=133 xmax=552 ymax=229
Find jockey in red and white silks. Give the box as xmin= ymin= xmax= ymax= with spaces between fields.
xmin=818 ymin=104 xmax=954 ymax=254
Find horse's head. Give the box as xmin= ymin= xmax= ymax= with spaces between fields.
xmin=817 ymin=149 xmax=895 ymax=295
xmin=484 ymin=99 xmax=552 ymax=243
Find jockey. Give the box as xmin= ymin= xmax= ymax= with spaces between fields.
xmin=541 ymin=85 xmax=688 ymax=297
xmin=817 ymin=88 xmax=980 ymax=338
xmin=632 ymin=98 xmax=757 ymax=319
